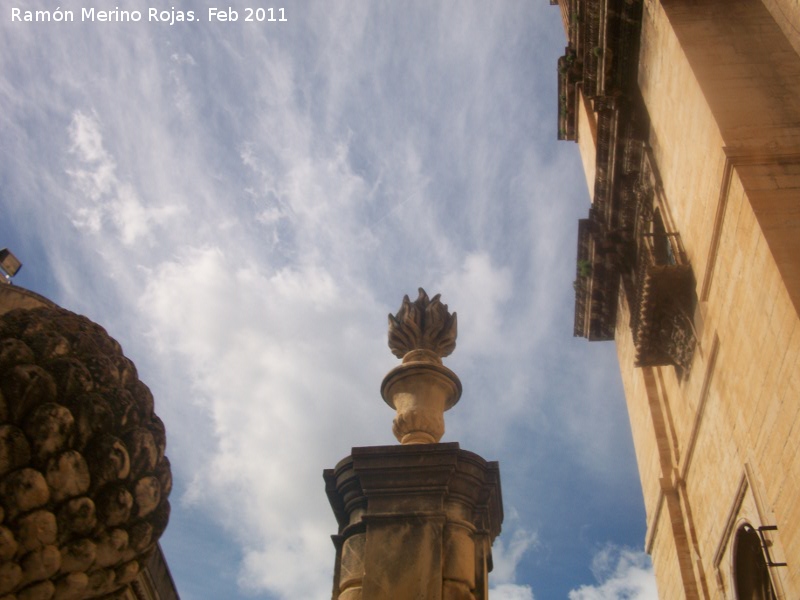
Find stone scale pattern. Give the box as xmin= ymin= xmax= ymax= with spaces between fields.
xmin=0 ymin=306 xmax=171 ymax=600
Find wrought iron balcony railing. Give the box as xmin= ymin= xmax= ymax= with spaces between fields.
xmin=631 ymin=232 xmax=696 ymax=369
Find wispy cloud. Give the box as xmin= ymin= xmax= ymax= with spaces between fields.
xmin=67 ymin=111 xmax=184 ymax=245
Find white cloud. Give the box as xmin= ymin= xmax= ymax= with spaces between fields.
xmin=491 ymin=527 xmax=539 ymax=585
xmin=137 ymin=246 xmax=390 ymax=598
xmin=65 ymin=110 xmax=184 ymax=246
xmin=492 ymin=583 xmax=536 ymax=600
xmin=67 ymin=111 xmax=117 ymax=204
xmin=485 ymin=509 xmax=538 ymax=600
xmin=440 ymin=252 xmax=513 ymax=357
xmin=489 ymin=521 xmax=538 ymax=600
xmin=68 ymin=110 xmax=111 ymax=165
xmin=568 ymin=546 xmax=658 ymax=600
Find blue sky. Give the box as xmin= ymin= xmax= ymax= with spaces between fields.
xmin=1 ymin=2 xmax=657 ymax=599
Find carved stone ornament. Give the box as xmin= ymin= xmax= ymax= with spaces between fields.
xmin=0 ymin=305 xmax=171 ymax=599
xmin=388 ymin=288 xmax=457 ymax=362
xmin=382 ymin=289 xmax=461 ymax=445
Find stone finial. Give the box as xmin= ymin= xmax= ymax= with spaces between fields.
xmin=0 ymin=300 xmax=171 ymax=599
xmin=388 ymin=288 xmax=457 ymax=362
xmin=382 ymin=289 xmax=461 ymax=445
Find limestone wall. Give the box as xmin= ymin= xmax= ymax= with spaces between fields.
xmin=614 ymin=0 xmax=800 ymax=597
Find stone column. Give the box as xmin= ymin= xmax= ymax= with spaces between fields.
xmin=324 ymin=290 xmax=503 ymax=600
xmin=324 ymin=443 xmax=502 ymax=600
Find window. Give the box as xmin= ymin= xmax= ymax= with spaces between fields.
xmin=733 ymin=525 xmax=776 ymax=600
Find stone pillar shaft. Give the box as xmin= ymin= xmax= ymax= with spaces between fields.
xmin=324 ymin=443 xmax=503 ymax=600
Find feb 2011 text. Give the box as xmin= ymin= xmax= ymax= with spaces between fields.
xmin=10 ymin=7 xmax=288 ymax=25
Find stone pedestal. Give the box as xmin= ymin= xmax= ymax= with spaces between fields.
xmin=381 ymin=353 xmax=461 ymax=445
xmin=324 ymin=443 xmax=503 ymax=600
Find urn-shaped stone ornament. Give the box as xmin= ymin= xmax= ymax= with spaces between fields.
xmin=0 ymin=294 xmax=171 ymax=599
xmin=381 ymin=289 xmax=462 ymax=444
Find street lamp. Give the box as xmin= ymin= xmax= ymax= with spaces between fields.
xmin=0 ymin=248 xmax=22 ymax=283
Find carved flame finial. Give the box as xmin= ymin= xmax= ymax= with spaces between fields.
xmin=388 ymin=288 xmax=457 ymax=362
xmin=382 ymin=289 xmax=461 ymax=444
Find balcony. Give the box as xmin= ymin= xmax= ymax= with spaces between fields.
xmin=573 ymin=217 xmax=626 ymax=341
xmin=558 ymin=50 xmax=581 ymax=141
xmin=631 ymin=231 xmax=696 ymax=369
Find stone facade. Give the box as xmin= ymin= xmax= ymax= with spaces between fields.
xmin=555 ymin=0 xmax=800 ymax=598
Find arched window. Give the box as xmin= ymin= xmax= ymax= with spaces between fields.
xmin=733 ymin=525 xmax=776 ymax=600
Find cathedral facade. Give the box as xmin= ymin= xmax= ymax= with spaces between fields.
xmin=553 ymin=0 xmax=800 ymax=597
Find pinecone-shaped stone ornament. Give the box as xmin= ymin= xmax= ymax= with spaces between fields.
xmin=0 ymin=304 xmax=171 ymax=599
